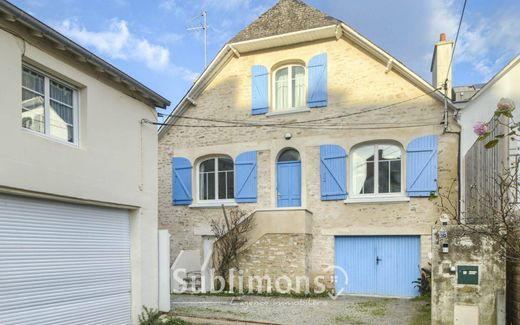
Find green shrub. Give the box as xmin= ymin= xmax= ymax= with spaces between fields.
xmin=138 ymin=306 xmax=187 ymax=325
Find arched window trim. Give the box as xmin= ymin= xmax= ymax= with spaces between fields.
xmin=272 ymin=64 xmax=306 ymax=112
xmin=196 ymin=155 xmax=235 ymax=203
xmin=350 ymin=142 xmax=405 ymax=198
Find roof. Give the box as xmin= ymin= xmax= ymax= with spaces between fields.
xmin=0 ymin=1 xmax=170 ymax=108
xmin=159 ymin=0 xmax=455 ymax=137
xmin=230 ymin=0 xmax=339 ymax=43
xmin=465 ymin=53 xmax=520 ymax=103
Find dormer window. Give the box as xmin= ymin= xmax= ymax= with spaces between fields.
xmin=273 ymin=65 xmax=305 ymax=111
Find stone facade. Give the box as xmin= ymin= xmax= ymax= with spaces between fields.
xmin=158 ymin=34 xmax=460 ymax=292
xmin=431 ymin=226 xmax=506 ymax=325
xmin=233 ymin=234 xmax=312 ymax=293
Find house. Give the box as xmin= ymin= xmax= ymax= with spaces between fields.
xmin=0 ymin=2 xmax=170 ymax=324
xmin=158 ymin=0 xmax=459 ymax=297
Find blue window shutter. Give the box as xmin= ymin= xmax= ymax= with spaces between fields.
xmin=406 ymin=135 xmax=438 ymax=197
xmin=320 ymin=144 xmax=347 ymax=200
xmin=307 ymin=53 xmax=328 ymax=108
xmin=251 ymin=65 xmax=268 ymax=115
xmin=172 ymin=157 xmax=192 ymax=205
xmin=235 ymin=151 xmax=257 ymax=203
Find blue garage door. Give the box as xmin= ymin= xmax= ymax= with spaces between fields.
xmin=335 ymin=236 xmax=420 ymax=297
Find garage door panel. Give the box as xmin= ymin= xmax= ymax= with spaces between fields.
xmin=0 ymin=194 xmax=132 ymax=325
xmin=2 ymin=293 xmax=131 ymax=325
xmin=335 ymin=236 xmax=420 ymax=297
xmin=375 ymin=236 xmax=420 ymax=297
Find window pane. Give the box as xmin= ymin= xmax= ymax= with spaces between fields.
xmin=380 ymin=145 xmax=401 ymax=160
xmin=22 ymin=68 xmax=44 ymax=94
xmin=200 ymin=159 xmax=215 ymax=172
xmin=378 ymin=160 xmax=390 ymax=193
xmin=218 ymin=158 xmax=233 ymax=171
xmin=22 ymin=88 xmax=45 ymax=133
xmin=227 ymin=171 xmax=234 ymax=199
xmin=278 ymin=149 xmax=300 ymax=162
xmin=353 ymin=145 xmax=375 ymax=194
xmin=200 ymin=159 xmax=216 ymax=200
xmin=292 ymin=66 xmax=305 ymax=108
xmin=199 ymin=172 xmax=215 ymax=200
xmin=390 ymin=160 xmax=401 ymax=192
xmin=275 ymin=68 xmax=289 ymax=110
xmin=218 ymin=172 xmax=227 ymax=199
xmin=50 ymin=80 xmax=73 ymax=106
xmin=50 ymin=100 xmax=74 ymax=142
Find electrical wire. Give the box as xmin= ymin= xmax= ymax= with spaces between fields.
xmin=157 ymin=87 xmax=443 ymax=129
xmin=444 ymin=0 xmax=468 ymax=87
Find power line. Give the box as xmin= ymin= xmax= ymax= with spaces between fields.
xmin=445 ymin=0 xmax=468 ymax=87
xmin=150 ymin=121 xmax=440 ymax=130
xmin=159 ymin=87 xmax=442 ymax=129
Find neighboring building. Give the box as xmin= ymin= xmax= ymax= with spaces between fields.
xmin=458 ymin=53 xmax=520 ymax=215
xmin=459 ymin=54 xmax=520 ymax=158
xmin=452 ymin=84 xmax=484 ymax=109
xmin=0 ymin=2 xmax=170 ymax=324
xmin=158 ymin=0 xmax=459 ymax=297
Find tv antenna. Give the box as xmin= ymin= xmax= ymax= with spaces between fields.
xmin=186 ymin=10 xmax=208 ymax=68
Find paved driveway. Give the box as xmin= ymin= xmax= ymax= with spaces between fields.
xmin=171 ymin=294 xmax=429 ymax=325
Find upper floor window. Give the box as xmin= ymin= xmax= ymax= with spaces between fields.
xmin=198 ymin=157 xmax=234 ymax=201
xmin=22 ymin=66 xmax=78 ymax=144
xmin=352 ymin=144 xmax=402 ymax=196
xmin=274 ymin=65 xmax=305 ymax=111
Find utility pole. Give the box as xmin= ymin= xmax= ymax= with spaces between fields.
xmin=187 ymin=10 xmax=208 ymax=68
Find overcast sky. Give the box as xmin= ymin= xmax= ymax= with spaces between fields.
xmin=10 ymin=0 xmax=520 ymax=115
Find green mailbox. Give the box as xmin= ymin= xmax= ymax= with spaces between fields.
xmin=457 ymin=265 xmax=479 ymax=285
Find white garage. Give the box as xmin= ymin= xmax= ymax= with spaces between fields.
xmin=0 ymin=194 xmax=132 ymax=325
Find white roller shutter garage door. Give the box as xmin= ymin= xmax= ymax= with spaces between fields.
xmin=0 ymin=194 xmax=132 ymax=324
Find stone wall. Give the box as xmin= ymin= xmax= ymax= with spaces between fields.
xmin=431 ymin=225 xmax=506 ymax=325
xmin=231 ymin=233 xmax=313 ymax=293
xmin=508 ymin=261 xmax=520 ymax=324
xmin=158 ymin=36 xmax=460 ymax=287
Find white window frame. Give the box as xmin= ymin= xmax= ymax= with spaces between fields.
xmin=349 ymin=143 xmax=405 ymax=200
xmin=196 ymin=156 xmax=235 ymax=204
xmin=272 ymin=64 xmax=306 ymax=112
xmin=21 ymin=64 xmax=80 ymax=146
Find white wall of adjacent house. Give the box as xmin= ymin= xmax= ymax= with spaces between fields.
xmin=459 ymin=57 xmax=520 ymax=215
xmin=0 ymin=28 xmax=159 ymax=323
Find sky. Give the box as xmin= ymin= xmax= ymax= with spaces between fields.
xmin=10 ymin=0 xmax=520 ymax=116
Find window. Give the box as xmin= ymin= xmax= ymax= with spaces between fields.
xmin=278 ymin=148 xmax=301 ymax=162
xmin=22 ymin=66 xmax=78 ymax=144
xmin=352 ymin=144 xmax=402 ymax=196
xmin=274 ymin=65 xmax=305 ymax=111
xmin=199 ymin=157 xmax=234 ymax=201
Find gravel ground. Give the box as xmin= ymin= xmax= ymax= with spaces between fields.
xmin=171 ymin=294 xmax=429 ymax=325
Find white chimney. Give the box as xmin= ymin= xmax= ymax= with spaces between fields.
xmin=431 ymin=33 xmax=454 ymax=99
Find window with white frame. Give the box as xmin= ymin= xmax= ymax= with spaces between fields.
xmin=198 ymin=157 xmax=234 ymax=201
xmin=273 ymin=65 xmax=305 ymax=111
xmin=352 ymin=144 xmax=402 ymax=196
xmin=22 ymin=66 xmax=78 ymax=144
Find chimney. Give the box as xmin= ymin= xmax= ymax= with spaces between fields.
xmin=431 ymin=33 xmax=454 ymax=99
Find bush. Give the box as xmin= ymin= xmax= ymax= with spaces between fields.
xmin=138 ymin=306 xmax=187 ymax=325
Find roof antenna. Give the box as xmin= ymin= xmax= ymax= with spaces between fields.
xmin=187 ymin=10 xmax=208 ymax=68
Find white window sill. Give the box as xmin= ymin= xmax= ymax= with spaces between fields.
xmin=189 ymin=201 xmax=238 ymax=208
xmin=266 ymin=107 xmax=310 ymax=117
xmin=344 ymin=196 xmax=410 ymax=204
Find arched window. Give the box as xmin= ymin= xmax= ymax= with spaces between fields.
xmin=198 ymin=157 xmax=234 ymax=201
xmin=352 ymin=143 xmax=402 ymax=195
xmin=274 ymin=65 xmax=305 ymax=111
xmin=278 ymin=148 xmax=301 ymax=162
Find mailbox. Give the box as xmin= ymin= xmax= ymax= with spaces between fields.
xmin=457 ymin=265 xmax=479 ymax=285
